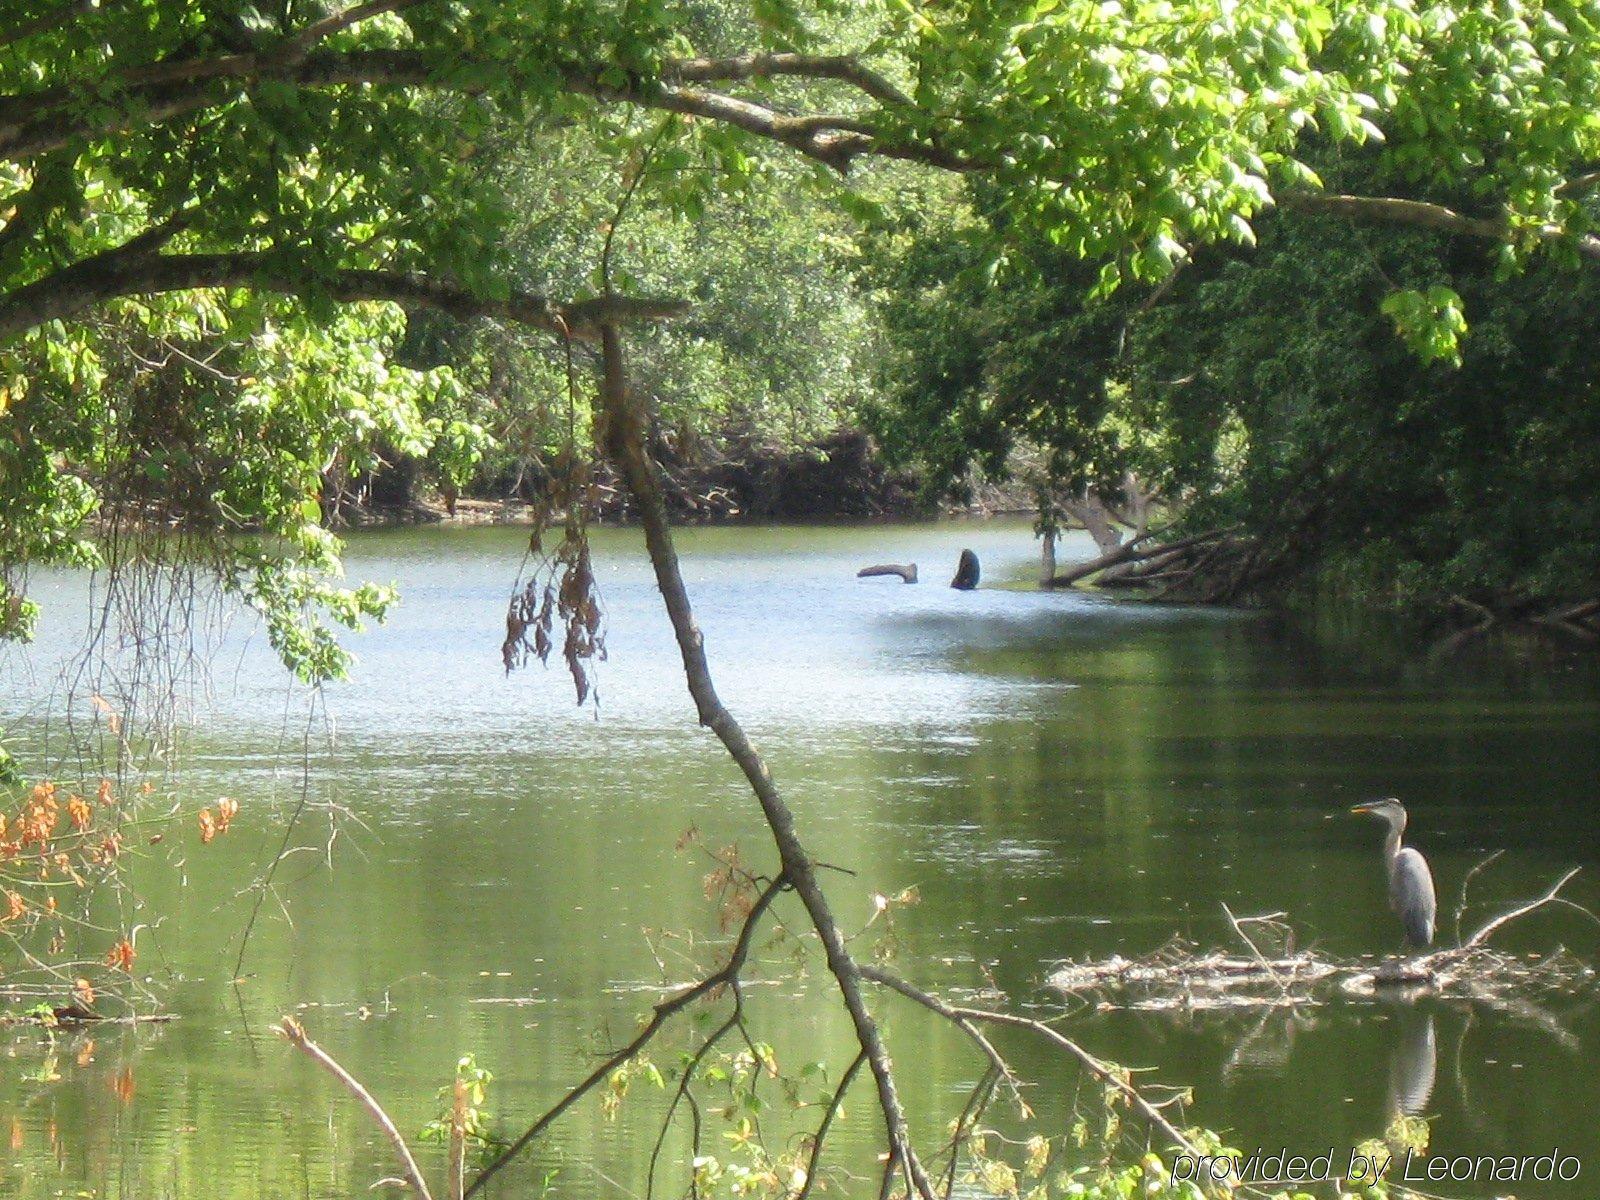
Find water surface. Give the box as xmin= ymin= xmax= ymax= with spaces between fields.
xmin=2 ymin=522 xmax=1597 ymax=1198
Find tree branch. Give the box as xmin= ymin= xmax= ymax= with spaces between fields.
xmin=860 ymin=965 xmax=1203 ymax=1161
xmin=281 ymin=0 xmax=428 ymax=59
xmin=0 ymin=47 xmax=974 ymax=173
xmin=795 ymin=1051 xmax=868 ymax=1200
xmin=464 ymin=873 xmax=788 ymax=1198
xmin=664 ymin=53 xmax=912 ymax=107
xmin=1279 ymin=192 xmax=1600 ymax=261
xmin=275 ymin=1016 xmax=436 ymax=1200
xmin=1466 ymin=867 xmax=1584 ymax=949
xmin=0 ymin=246 xmax=686 ymax=345
xmin=596 ymin=323 xmax=936 ymax=1200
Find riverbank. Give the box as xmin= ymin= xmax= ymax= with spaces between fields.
xmin=335 ymin=430 xmax=1036 ymax=527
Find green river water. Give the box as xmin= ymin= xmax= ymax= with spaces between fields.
xmin=1 ymin=521 xmax=1597 ymax=1199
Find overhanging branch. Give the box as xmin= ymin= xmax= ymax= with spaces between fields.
xmin=596 ymin=322 xmax=938 ymax=1200
xmin=0 ymin=246 xmax=687 ymax=344
xmin=0 ymin=45 xmax=973 ymax=172
xmin=1280 ymin=192 xmax=1600 ymax=261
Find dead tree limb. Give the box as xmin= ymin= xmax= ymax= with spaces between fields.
xmin=858 ymin=563 xmax=918 ymax=583
xmin=1451 ymin=850 xmax=1506 ymax=947
xmin=1047 ymin=530 xmax=1224 ymax=589
xmin=595 ymin=323 xmax=936 ymax=1200
xmin=275 ymin=1017 xmax=436 ymax=1200
xmin=466 ymin=873 xmax=787 ymax=1197
xmin=1465 ymin=867 xmax=1585 ymax=949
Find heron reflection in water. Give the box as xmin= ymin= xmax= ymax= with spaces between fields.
xmin=1386 ymin=1007 xmax=1438 ymax=1120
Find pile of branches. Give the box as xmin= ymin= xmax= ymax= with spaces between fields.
xmin=1050 ymin=871 xmax=1595 ymax=1016
xmin=1048 ymin=528 xmax=1231 ymax=594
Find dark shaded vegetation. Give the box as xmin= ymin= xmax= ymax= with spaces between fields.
xmin=870 ymin=157 xmax=1600 ymax=628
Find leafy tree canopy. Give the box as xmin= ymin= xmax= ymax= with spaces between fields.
xmin=4 ymin=0 xmax=1600 ymax=669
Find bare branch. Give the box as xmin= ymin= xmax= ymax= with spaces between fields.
xmin=795 ymin=1051 xmax=867 ymax=1200
xmin=645 ymin=1000 xmax=742 ymax=1200
xmin=857 ymin=966 xmax=1027 ymax=1115
xmin=464 ymin=874 xmax=787 ymax=1198
xmin=1047 ymin=529 xmax=1225 ymax=589
xmin=597 ymin=324 xmax=936 ymax=1200
xmin=860 ymin=965 xmax=1202 ymax=1160
xmin=274 ymin=1016 xmax=436 ymax=1200
xmin=1466 ymin=867 xmax=1584 ymax=949
xmin=1451 ymin=850 xmax=1505 ymax=947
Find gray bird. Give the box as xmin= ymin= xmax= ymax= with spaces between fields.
xmin=1351 ymin=798 xmax=1437 ymax=950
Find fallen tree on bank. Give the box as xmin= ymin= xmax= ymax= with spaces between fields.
xmin=1048 ymin=527 xmax=1600 ymax=639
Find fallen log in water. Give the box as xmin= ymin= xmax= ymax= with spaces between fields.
xmin=1046 ymin=529 xmax=1224 ymax=589
xmin=857 ymin=563 xmax=918 ymax=583
xmin=1050 ymin=940 xmax=1592 ymax=1012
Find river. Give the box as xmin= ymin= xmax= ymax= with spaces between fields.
xmin=1 ymin=521 xmax=1597 ymax=1199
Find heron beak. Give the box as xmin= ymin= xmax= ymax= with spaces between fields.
xmin=1349 ymin=803 xmax=1373 ymax=815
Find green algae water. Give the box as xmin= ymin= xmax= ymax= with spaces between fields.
xmin=1 ymin=521 xmax=1596 ymax=1199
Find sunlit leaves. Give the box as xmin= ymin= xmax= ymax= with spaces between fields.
xmin=1380 ymin=284 xmax=1468 ymax=365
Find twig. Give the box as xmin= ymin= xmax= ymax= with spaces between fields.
xmin=858 ymin=967 xmax=1027 ymax=1115
xmin=1452 ymin=850 xmax=1505 ymax=947
xmin=646 ymin=1001 xmax=742 ymax=1200
xmin=950 ymin=1007 xmax=1203 ymax=1160
xmin=860 ymin=966 xmax=1196 ymax=1158
xmin=464 ymin=874 xmax=786 ymax=1198
xmin=275 ymin=1017 xmax=435 ymax=1200
xmin=1466 ymin=868 xmax=1584 ymax=948
xmin=939 ymin=1069 xmax=998 ymax=1200
xmin=794 ymin=1051 xmax=867 ymax=1200
xmin=1221 ymin=903 xmax=1286 ymax=995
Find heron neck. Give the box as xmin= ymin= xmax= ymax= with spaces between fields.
xmin=1384 ymin=822 xmax=1403 ymax=865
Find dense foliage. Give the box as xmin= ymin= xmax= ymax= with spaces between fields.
xmin=1132 ymin=197 xmax=1600 ymax=614
xmin=5 ymin=0 xmax=1600 ymax=669
xmin=871 ymin=148 xmax=1600 ymax=616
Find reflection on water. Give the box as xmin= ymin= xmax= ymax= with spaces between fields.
xmin=1388 ymin=1008 xmax=1437 ymax=1121
xmin=0 ymin=521 xmax=1596 ymax=1199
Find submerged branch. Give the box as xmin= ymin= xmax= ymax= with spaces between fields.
xmin=275 ymin=1017 xmax=435 ymax=1200
xmin=465 ymin=873 xmax=787 ymax=1197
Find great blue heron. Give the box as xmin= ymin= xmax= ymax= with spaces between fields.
xmin=1351 ymin=798 xmax=1437 ymax=950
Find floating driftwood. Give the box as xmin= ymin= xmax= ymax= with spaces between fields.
xmin=1049 ymin=870 xmax=1596 ymax=1014
xmin=858 ymin=563 xmax=918 ymax=583
xmin=1 ymin=1008 xmax=177 ymax=1027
